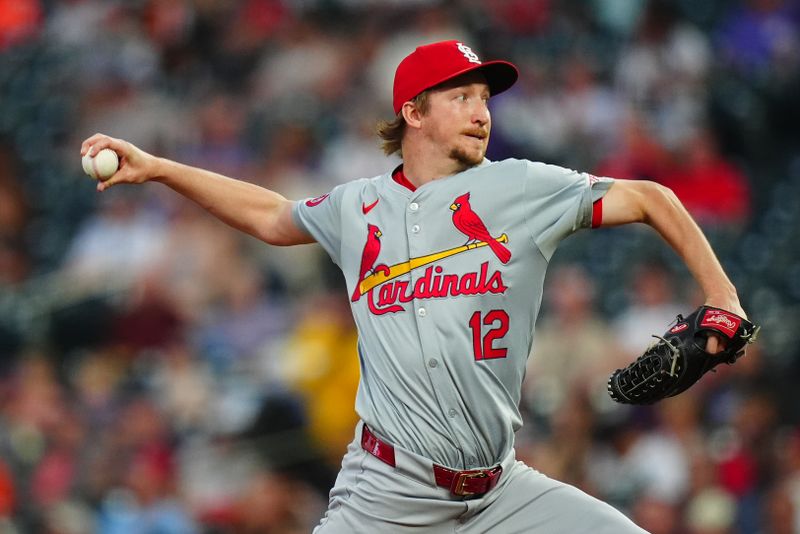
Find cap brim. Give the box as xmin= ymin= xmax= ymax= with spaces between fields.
xmin=428 ymin=60 xmax=519 ymax=98
xmin=476 ymin=60 xmax=519 ymax=97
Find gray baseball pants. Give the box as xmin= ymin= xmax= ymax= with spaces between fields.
xmin=314 ymin=421 xmax=647 ymax=533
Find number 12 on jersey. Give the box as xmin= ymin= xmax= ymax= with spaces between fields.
xmin=469 ymin=310 xmax=509 ymax=360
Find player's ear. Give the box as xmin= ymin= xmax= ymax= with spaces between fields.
xmin=401 ymin=101 xmax=423 ymax=129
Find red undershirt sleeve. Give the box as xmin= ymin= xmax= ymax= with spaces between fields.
xmin=591 ymin=198 xmax=603 ymax=229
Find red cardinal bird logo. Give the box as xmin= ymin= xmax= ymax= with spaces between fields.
xmin=450 ymin=192 xmax=511 ymax=264
xmin=352 ymin=224 xmax=390 ymax=301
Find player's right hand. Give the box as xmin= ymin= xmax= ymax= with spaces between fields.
xmin=80 ymin=133 xmax=158 ymax=192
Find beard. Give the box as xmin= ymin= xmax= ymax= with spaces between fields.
xmin=448 ymin=143 xmax=486 ymax=171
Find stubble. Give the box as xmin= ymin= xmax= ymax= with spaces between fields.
xmin=448 ymin=145 xmax=486 ymax=171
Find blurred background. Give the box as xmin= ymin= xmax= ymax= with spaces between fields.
xmin=0 ymin=0 xmax=799 ymax=532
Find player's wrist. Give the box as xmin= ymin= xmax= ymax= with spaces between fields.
xmin=148 ymin=157 xmax=174 ymax=184
xmin=703 ymin=288 xmax=745 ymax=318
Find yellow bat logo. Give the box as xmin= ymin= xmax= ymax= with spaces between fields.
xmin=358 ymin=234 xmax=508 ymax=295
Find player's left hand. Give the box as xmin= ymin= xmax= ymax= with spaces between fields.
xmin=703 ymin=298 xmax=747 ymax=354
xmin=705 ymin=334 xmax=727 ymax=354
xmin=607 ymin=305 xmax=760 ymax=405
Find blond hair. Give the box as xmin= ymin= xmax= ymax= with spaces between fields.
xmin=376 ymin=92 xmax=430 ymax=157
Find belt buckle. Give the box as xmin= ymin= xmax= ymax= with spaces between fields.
xmin=450 ymin=470 xmax=488 ymax=496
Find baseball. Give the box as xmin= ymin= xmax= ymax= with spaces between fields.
xmin=81 ymin=148 xmax=119 ymax=180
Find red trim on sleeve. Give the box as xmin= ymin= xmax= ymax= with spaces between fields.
xmin=392 ymin=166 xmax=417 ymax=192
xmin=591 ymin=198 xmax=603 ymax=228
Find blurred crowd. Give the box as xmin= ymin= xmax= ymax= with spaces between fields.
xmin=1 ymin=0 xmax=799 ymax=533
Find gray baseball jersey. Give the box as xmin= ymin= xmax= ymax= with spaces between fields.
xmin=293 ymin=158 xmax=611 ymax=470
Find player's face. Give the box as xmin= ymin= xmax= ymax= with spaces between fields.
xmin=422 ymin=72 xmax=491 ymax=170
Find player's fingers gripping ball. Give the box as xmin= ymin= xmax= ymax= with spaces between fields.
xmin=608 ymin=306 xmax=760 ymax=405
xmin=82 ymin=148 xmax=119 ymax=181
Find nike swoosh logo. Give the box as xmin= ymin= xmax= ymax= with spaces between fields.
xmin=305 ymin=194 xmax=329 ymax=207
xmin=362 ymin=198 xmax=379 ymax=215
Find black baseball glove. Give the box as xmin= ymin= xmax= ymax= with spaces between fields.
xmin=608 ymin=306 xmax=760 ymax=405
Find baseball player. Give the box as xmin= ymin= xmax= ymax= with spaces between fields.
xmin=81 ymin=40 xmax=747 ymax=533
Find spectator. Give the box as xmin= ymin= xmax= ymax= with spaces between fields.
xmin=0 ymin=459 xmax=14 ymax=518
xmin=524 ymin=264 xmax=624 ymax=417
xmin=177 ymin=91 xmax=255 ymax=179
xmin=685 ymin=486 xmax=736 ymax=534
xmin=660 ymin=128 xmax=752 ymax=228
xmin=0 ymin=142 xmax=30 ymax=287
xmin=61 ymin=190 xmax=168 ymax=291
xmin=593 ymin=111 xmax=670 ymax=182
xmin=614 ymin=0 xmax=712 ymax=148
xmin=0 ymin=141 xmax=28 ymax=242
xmin=0 ymin=0 xmax=41 ymax=50
xmin=716 ymin=0 xmax=800 ymax=79
xmin=612 ymin=261 xmax=687 ymax=358
xmin=278 ymin=292 xmax=360 ymax=466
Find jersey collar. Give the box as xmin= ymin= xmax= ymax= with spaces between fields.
xmin=391 ymin=165 xmax=417 ymax=192
xmin=391 ymin=159 xmax=492 ymax=193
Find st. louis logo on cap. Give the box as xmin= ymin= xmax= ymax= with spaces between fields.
xmin=456 ymin=42 xmax=481 ymax=64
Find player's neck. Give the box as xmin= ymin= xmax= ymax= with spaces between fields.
xmin=401 ymin=144 xmax=473 ymax=188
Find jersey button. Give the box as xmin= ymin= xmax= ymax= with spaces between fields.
xmin=411 ymin=224 xmax=420 ymax=233
xmin=409 ymin=202 xmax=419 ymax=211
xmin=418 ymin=307 xmax=427 ymax=317
xmin=448 ymin=409 xmax=457 ymax=418
xmin=428 ymin=358 xmax=438 ymax=368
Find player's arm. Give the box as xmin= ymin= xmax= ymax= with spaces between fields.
xmin=80 ymin=133 xmax=314 ymax=246
xmin=600 ymin=179 xmax=745 ymax=350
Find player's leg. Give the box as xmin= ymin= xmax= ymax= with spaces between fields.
xmin=460 ymin=461 xmax=647 ymax=534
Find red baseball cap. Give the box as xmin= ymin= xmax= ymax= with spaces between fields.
xmin=392 ymin=40 xmax=518 ymax=115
